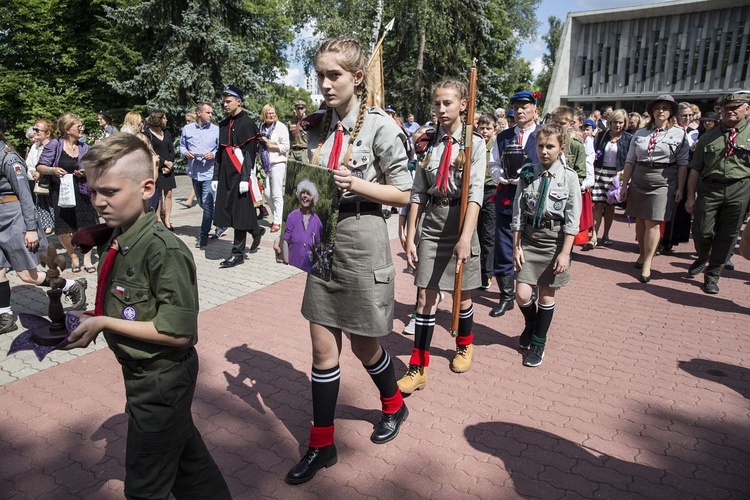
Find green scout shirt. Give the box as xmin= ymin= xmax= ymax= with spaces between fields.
xmin=689 ymin=121 xmax=750 ymax=181
xmin=484 ymin=142 xmax=497 ymax=188
xmin=98 ymin=212 xmax=199 ymax=361
xmin=565 ymin=133 xmax=587 ymax=183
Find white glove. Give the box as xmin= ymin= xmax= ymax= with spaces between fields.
xmin=211 ymin=181 xmax=218 ymax=193
xmin=239 ymin=181 xmax=249 ymax=194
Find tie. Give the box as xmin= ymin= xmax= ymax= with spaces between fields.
xmin=647 ymin=128 xmax=662 ymax=157
xmin=532 ymin=171 xmax=551 ymax=229
xmin=518 ymin=129 xmax=524 ymax=147
xmin=726 ymin=128 xmax=737 ymax=157
xmin=327 ymin=122 xmax=344 ymax=170
xmin=436 ymin=135 xmax=453 ymax=193
xmin=95 ymin=238 xmax=119 ymax=317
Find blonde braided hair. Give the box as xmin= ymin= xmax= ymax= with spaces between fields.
xmin=310 ymin=36 xmax=370 ymax=169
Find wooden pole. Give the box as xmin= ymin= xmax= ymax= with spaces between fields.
xmin=450 ymin=66 xmax=478 ymax=336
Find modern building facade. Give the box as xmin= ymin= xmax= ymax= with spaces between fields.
xmin=545 ymin=0 xmax=750 ymax=113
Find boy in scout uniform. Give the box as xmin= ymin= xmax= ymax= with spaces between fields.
xmin=685 ymin=92 xmax=750 ymax=294
xmin=289 ymin=100 xmax=308 ymax=162
xmin=64 ymin=134 xmax=231 ymax=499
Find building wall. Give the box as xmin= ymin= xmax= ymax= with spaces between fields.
xmin=546 ymin=0 xmax=750 ymax=113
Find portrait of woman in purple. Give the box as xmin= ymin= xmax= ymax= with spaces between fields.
xmin=284 ymin=179 xmax=324 ymax=273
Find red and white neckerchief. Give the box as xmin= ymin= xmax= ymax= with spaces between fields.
xmin=95 ymin=238 xmax=119 ymax=316
xmin=435 ymin=135 xmax=453 ymax=193
xmin=725 ymin=128 xmax=737 ymax=157
xmin=327 ymin=122 xmax=344 ymax=170
xmin=647 ymin=128 xmax=663 ymax=157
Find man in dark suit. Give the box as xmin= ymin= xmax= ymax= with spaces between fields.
xmin=488 ymin=91 xmax=540 ymax=317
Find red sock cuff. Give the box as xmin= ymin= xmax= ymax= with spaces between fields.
xmin=380 ymin=391 xmax=404 ymax=414
xmin=309 ymin=425 xmax=335 ymax=448
xmin=456 ymin=332 xmax=474 ymax=346
xmin=408 ymin=348 xmax=430 ymax=367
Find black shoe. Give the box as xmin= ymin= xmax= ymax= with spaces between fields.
xmin=195 ymin=237 xmax=208 ymax=249
xmin=285 ymin=445 xmax=337 ymax=485
xmin=703 ymin=278 xmax=719 ymax=295
xmin=634 ymin=261 xmax=644 ymax=270
xmin=370 ymin=403 xmax=409 ymax=444
xmin=248 ymin=227 xmax=266 ymax=253
xmin=638 ymin=274 xmax=651 ymax=283
xmin=219 ymin=255 xmax=244 ymax=268
xmin=0 ymin=312 xmax=18 ymax=335
xmin=724 ymin=259 xmax=735 ymax=271
xmin=64 ymin=278 xmax=88 ymax=310
xmin=523 ymin=345 xmax=545 ymax=367
xmin=490 ymin=298 xmax=514 ymax=317
xmin=688 ymin=259 xmax=707 ymax=277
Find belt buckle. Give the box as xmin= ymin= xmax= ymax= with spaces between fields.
xmin=439 ymin=197 xmax=450 ymax=207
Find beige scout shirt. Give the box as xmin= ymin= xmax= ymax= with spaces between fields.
xmin=626 ymin=126 xmax=690 ymax=166
xmin=411 ymin=124 xmax=487 ymax=206
xmin=306 ymin=104 xmax=413 ymax=202
xmin=511 ymin=160 xmax=582 ymax=236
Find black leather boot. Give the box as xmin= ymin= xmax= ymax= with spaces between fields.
xmin=489 ymin=276 xmax=515 ymax=317
xmin=370 ymin=403 xmax=409 ymax=444
xmin=285 ymin=445 xmax=338 ymax=484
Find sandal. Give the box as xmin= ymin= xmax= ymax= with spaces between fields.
xmin=270 ymin=223 xmax=281 ymax=233
xmin=85 ymin=266 xmax=97 ymax=273
xmin=71 ymin=265 xmax=82 ymax=273
xmin=601 ymin=237 xmax=613 ymax=247
xmin=583 ymin=240 xmax=597 ymax=251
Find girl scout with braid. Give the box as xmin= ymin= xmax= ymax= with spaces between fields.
xmin=286 ymin=37 xmax=413 ymax=485
xmin=398 ymin=77 xmax=486 ymax=394
xmin=511 ymin=123 xmax=581 ymax=367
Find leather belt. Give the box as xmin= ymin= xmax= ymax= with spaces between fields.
xmin=0 ymin=194 xmax=19 ymax=204
xmin=637 ymin=161 xmax=674 ymax=169
xmin=118 ymin=347 xmax=194 ymax=373
xmin=338 ymin=201 xmax=382 ymax=220
xmin=429 ymin=196 xmax=460 ymax=207
xmin=526 ymin=217 xmax=562 ymax=229
xmin=701 ymin=176 xmax=749 ymax=185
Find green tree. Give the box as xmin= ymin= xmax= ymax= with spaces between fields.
xmin=534 ymin=15 xmax=563 ymax=110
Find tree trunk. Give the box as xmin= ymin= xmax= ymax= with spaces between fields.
xmin=414 ymin=29 xmax=426 ymax=119
xmin=370 ymin=0 xmax=384 ymax=53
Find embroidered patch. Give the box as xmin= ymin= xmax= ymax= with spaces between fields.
xmin=352 ymin=169 xmax=365 ymax=179
xmin=527 ymin=198 xmax=536 ymax=209
xmin=127 ymin=267 xmax=135 ymax=277
xmin=13 ymin=162 xmax=24 ymax=177
xmin=121 ymin=306 xmax=137 ymax=321
xmin=553 ymin=200 xmax=564 ymax=211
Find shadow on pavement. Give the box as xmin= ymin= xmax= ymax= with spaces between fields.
xmin=617 ymin=281 xmax=750 ymax=315
xmin=678 ymin=358 xmax=750 ymax=399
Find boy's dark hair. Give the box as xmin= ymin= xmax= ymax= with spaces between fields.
xmin=477 ymin=113 xmax=496 ymax=127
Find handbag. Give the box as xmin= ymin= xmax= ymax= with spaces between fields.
xmin=58 ymin=173 xmax=77 ymax=208
xmin=36 ymin=174 xmax=51 ymax=190
xmin=34 ymin=179 xmax=50 ymax=195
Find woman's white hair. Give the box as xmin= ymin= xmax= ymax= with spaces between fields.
xmin=296 ymin=178 xmax=319 ymax=205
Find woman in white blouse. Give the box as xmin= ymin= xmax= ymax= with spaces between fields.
xmin=259 ymin=104 xmax=290 ymax=233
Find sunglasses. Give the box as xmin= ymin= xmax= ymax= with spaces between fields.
xmin=32 ymin=128 xmax=47 ymax=133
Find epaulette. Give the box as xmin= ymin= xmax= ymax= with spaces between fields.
xmin=368 ymin=107 xmax=387 ymax=116
xmin=152 ymin=224 xmax=181 ymax=249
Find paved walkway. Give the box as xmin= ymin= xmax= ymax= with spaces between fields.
xmin=1 ymin=178 xmax=749 ymax=499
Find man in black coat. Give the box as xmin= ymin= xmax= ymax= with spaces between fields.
xmin=212 ymin=86 xmax=265 ymax=268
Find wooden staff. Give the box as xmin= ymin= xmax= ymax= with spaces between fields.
xmin=450 ymin=66 xmax=478 ymax=337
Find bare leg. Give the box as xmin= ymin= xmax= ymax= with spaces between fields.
xmin=635 ymin=218 xmax=645 ymax=265
xmin=416 ymin=288 xmax=442 ymax=316
xmin=592 ymin=203 xmax=604 ymax=243
xmin=641 ymin=219 xmax=661 ymax=277
xmin=603 ymin=205 xmax=615 ymax=240
xmin=58 ymin=232 xmax=79 ymax=269
xmin=310 ymin=323 xmax=343 ymax=370
xmin=163 ymin=189 xmax=173 ymax=227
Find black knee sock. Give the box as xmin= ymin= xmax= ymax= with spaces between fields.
xmin=311 ymin=365 xmax=340 ymax=428
xmin=458 ymin=305 xmax=474 ymax=338
xmin=409 ymin=313 xmax=435 ymax=366
xmin=364 ymin=349 xmax=398 ymax=398
xmin=519 ymin=299 xmax=537 ymax=330
xmin=532 ymin=303 xmax=555 ymax=347
xmin=0 ymin=281 xmax=10 ymax=309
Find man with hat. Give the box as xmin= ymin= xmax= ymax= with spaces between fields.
xmin=685 ymin=92 xmax=750 ymax=294
xmin=289 ymin=100 xmax=308 ymax=163
xmin=698 ymin=112 xmax=720 ymax=136
xmin=488 ymin=90 xmax=540 ymax=318
xmin=212 ymin=85 xmax=265 ymax=268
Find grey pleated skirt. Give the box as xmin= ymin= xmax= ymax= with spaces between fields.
xmin=0 ymin=202 xmax=48 ymax=270
xmin=625 ymin=164 xmax=677 ymax=222
xmin=415 ymin=203 xmax=481 ymax=291
xmin=516 ymin=225 xmax=569 ymax=288
xmin=301 ymin=212 xmax=395 ymax=337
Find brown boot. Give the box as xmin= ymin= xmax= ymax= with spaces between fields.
xmin=397 ymin=365 xmax=428 ymax=393
xmin=451 ymin=344 xmax=474 ymax=373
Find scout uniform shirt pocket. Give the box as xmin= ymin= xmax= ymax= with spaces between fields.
xmin=703 ymin=141 xmax=723 ymax=166
xmin=521 ymin=191 xmax=538 ymax=217
xmin=349 ymin=148 xmax=371 ymax=179
xmin=546 ymin=190 xmax=569 ymax=218
xmin=110 ymin=280 xmax=153 ymax=322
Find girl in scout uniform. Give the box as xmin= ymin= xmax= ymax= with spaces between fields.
xmin=286 ymin=36 xmax=413 ymax=486
xmin=397 ymin=77 xmax=486 ymax=394
xmin=511 ymin=123 xmax=582 ymax=367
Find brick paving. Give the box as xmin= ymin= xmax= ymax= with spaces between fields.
xmin=1 ymin=177 xmax=749 ymax=498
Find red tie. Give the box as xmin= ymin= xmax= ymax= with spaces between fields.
xmin=647 ymin=128 xmax=662 ymax=157
xmin=95 ymin=238 xmax=118 ymax=316
xmin=327 ymin=122 xmax=344 ymax=170
xmin=726 ymin=128 xmax=737 ymax=157
xmin=518 ymin=129 xmax=524 ymax=146
xmin=436 ymin=135 xmax=453 ymax=193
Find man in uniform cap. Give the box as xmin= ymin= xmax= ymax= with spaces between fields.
xmin=212 ymin=85 xmax=265 ymax=268
xmin=289 ymin=100 xmax=308 ymax=162
xmin=488 ymin=90 xmax=540 ymax=318
xmin=686 ymin=92 xmax=750 ymax=294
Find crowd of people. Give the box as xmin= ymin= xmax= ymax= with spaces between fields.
xmin=0 ymin=32 xmax=748 ymax=497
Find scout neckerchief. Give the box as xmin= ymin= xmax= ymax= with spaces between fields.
xmin=726 ymin=128 xmax=737 ymax=157
xmin=532 ymin=169 xmax=551 ymax=229
xmin=327 ymin=122 xmax=344 ymax=170
xmin=95 ymin=238 xmax=119 ymax=316
xmin=220 ymin=116 xmax=261 ymax=175
xmin=646 ymin=128 xmax=662 ymax=157
xmin=436 ymin=134 xmax=453 ymax=193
